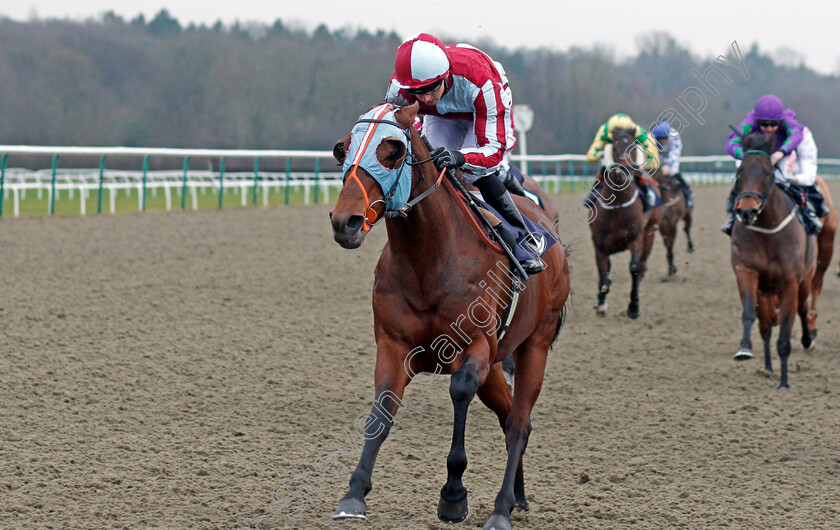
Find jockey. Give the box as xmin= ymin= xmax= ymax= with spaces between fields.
xmin=722 ymin=94 xmax=823 ymax=235
xmin=652 ymin=121 xmax=694 ymax=208
xmin=385 ymin=33 xmax=545 ymax=274
xmin=583 ymin=113 xmax=660 ymax=211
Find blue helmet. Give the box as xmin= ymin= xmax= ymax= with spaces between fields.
xmin=652 ymin=121 xmax=671 ymax=139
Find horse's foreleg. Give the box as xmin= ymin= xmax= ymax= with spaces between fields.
xmin=627 ymin=243 xmax=643 ymax=319
xmin=797 ymin=265 xmax=816 ymax=351
xmin=477 ymin=363 xmax=529 ymax=512
xmin=594 ymin=250 xmax=611 ymax=316
xmin=777 ymin=282 xmax=799 ymax=389
xmin=639 ymin=215 xmax=659 ymax=277
xmin=438 ymin=354 xmax=487 ymax=523
xmin=734 ymin=267 xmax=759 ymax=360
xmin=683 ymin=208 xmax=695 ymax=253
xmin=484 ymin=343 xmax=548 ymax=530
xmin=756 ymin=296 xmax=775 ymax=372
xmin=333 ymin=349 xmax=411 ymax=520
xmin=660 ymin=218 xmax=677 ymax=276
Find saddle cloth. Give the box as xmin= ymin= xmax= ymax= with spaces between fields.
xmin=469 ymin=191 xmax=559 ymax=263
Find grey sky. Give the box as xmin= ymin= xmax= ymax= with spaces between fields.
xmin=3 ymin=0 xmax=836 ymax=74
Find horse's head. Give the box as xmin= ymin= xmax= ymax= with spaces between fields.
xmin=329 ymin=103 xmax=420 ymax=248
xmin=734 ymin=131 xmax=775 ymax=225
xmin=612 ymin=128 xmax=641 ymax=167
xmin=601 ymin=128 xmax=638 ymax=192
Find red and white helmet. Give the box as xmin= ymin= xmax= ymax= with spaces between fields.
xmin=393 ymin=33 xmax=450 ymax=90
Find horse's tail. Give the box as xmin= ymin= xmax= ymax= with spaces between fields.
xmin=550 ymin=303 xmax=567 ymax=348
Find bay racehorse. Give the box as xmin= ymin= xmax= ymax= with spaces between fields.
xmin=653 ymin=168 xmax=694 ymax=276
xmin=329 ymin=102 xmax=570 ymax=530
xmin=588 ymin=128 xmax=661 ymax=318
xmin=729 ymin=132 xmax=835 ymax=388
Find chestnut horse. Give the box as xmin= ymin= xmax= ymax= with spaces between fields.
xmin=588 ymin=128 xmax=661 ymax=318
xmin=329 ymin=103 xmax=570 ymax=530
xmin=652 ymin=168 xmax=694 ymax=276
xmin=729 ymin=132 xmax=835 ymax=388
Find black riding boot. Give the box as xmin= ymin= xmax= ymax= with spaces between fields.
xmin=583 ymin=178 xmax=602 ymax=208
xmin=502 ymin=168 xmax=528 ymax=198
xmin=722 ymin=184 xmax=738 ymax=235
xmin=803 ymin=184 xmax=830 ymax=218
xmin=721 ymin=212 xmax=736 ymax=235
xmin=475 ymin=176 xmax=546 ymax=275
xmin=638 ymin=182 xmax=652 ymax=212
xmin=800 ymin=205 xmax=823 ymax=235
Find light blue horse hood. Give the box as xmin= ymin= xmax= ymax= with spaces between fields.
xmin=343 ymin=104 xmax=412 ymax=211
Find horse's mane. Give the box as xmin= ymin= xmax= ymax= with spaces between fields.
xmin=743 ymin=131 xmax=774 ymax=154
xmin=420 ymin=134 xmax=433 ymax=152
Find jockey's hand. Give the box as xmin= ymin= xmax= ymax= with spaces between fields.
xmin=770 ymin=151 xmax=784 ymax=165
xmin=431 ymin=147 xmax=465 ymax=170
xmin=660 ymin=165 xmax=671 ymax=177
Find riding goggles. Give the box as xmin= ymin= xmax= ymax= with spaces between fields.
xmin=405 ymin=79 xmax=443 ymax=95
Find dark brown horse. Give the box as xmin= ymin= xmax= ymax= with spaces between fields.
xmin=329 ymin=102 xmax=570 ymax=530
xmin=653 ymin=168 xmax=694 ymax=276
xmin=588 ymin=128 xmax=661 ymax=318
xmin=728 ymin=132 xmax=836 ymax=388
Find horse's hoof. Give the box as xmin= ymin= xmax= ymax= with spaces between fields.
xmin=484 ymin=513 xmax=513 ymax=530
xmin=333 ymin=497 xmax=367 ymax=520
xmin=594 ymin=303 xmax=607 ymax=317
xmin=733 ymin=349 xmax=753 ymax=361
xmin=627 ymin=304 xmax=640 ymax=319
xmin=668 ymin=265 xmax=678 ymax=276
xmin=515 ymin=497 xmax=529 ymax=512
xmin=687 ymin=243 xmax=695 ymax=253
xmin=802 ymin=329 xmax=817 ymax=352
xmin=437 ymin=495 xmax=469 ymax=523
xmin=777 ymin=381 xmax=790 ymax=390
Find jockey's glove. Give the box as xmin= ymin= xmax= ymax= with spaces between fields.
xmin=431 ymin=147 xmax=465 ymax=170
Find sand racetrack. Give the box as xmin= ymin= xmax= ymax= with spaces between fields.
xmin=2 ymin=183 xmax=839 ymax=529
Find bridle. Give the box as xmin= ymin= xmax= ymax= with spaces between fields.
xmin=733 ymin=149 xmax=775 ymax=216
xmin=342 ymin=106 xmax=444 ymax=232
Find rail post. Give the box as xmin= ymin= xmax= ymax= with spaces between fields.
xmin=285 ymin=158 xmax=291 ymax=205
xmin=141 ymin=155 xmax=149 ymax=211
xmin=218 ymin=156 xmax=226 ymax=209
xmin=314 ymin=158 xmax=321 ymax=204
xmin=252 ymin=157 xmax=260 ymax=205
xmin=181 ymin=157 xmax=190 ymax=210
xmin=97 ymin=155 xmax=106 ymax=214
xmin=49 ymin=154 xmax=59 ymax=215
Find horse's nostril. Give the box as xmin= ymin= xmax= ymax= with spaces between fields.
xmin=345 ymin=215 xmax=364 ymax=233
